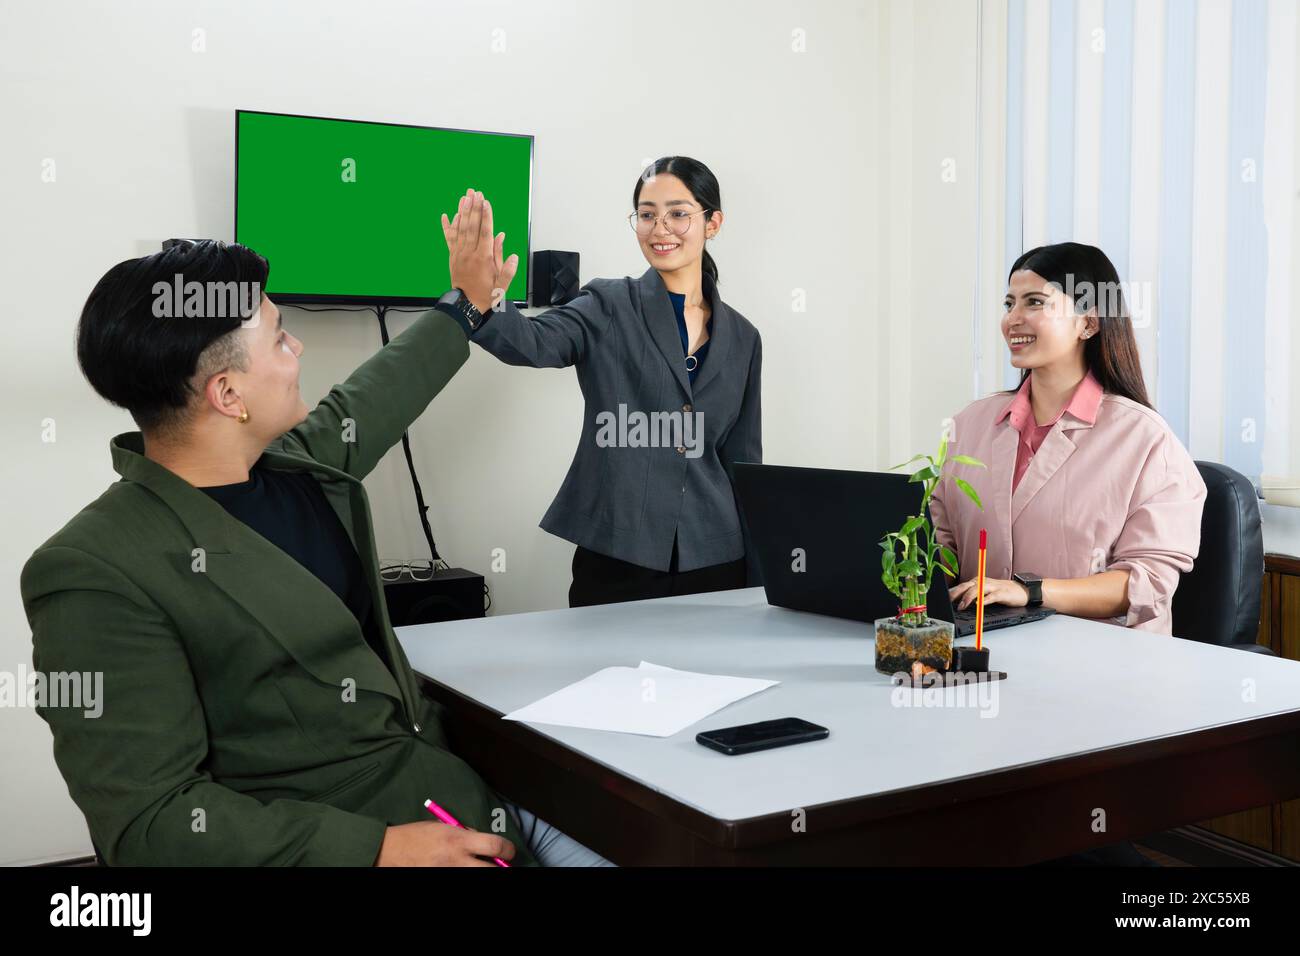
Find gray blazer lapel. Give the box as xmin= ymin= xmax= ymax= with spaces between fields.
xmin=637 ymin=267 xmax=694 ymax=400
xmin=687 ymin=270 xmax=732 ymax=396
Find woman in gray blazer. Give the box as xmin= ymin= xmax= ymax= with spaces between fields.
xmin=440 ymin=157 xmax=763 ymax=607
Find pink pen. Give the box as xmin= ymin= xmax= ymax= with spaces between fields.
xmin=423 ymin=798 xmax=511 ymax=867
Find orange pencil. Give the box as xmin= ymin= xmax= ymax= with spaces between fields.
xmin=976 ymin=528 xmax=987 ymax=650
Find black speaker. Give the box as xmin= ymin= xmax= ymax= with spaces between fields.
xmin=530 ymin=250 xmax=580 ymax=306
xmin=382 ymin=567 xmax=486 ymax=626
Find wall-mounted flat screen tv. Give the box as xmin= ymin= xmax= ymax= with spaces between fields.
xmin=235 ymin=109 xmax=532 ymax=306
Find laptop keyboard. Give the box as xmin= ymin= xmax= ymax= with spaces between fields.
xmin=953 ymin=603 xmax=1047 ymax=636
xmin=954 ymin=603 xmax=1022 ymax=623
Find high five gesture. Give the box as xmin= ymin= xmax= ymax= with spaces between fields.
xmin=441 ymin=187 xmax=519 ymax=315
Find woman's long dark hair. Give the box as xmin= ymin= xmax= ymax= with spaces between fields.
xmin=632 ymin=156 xmax=722 ymax=283
xmin=1005 ymin=242 xmax=1152 ymax=408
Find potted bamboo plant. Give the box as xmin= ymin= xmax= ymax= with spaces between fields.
xmin=875 ymin=433 xmax=985 ymax=678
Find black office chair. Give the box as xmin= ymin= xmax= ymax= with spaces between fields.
xmin=1171 ymin=461 xmax=1273 ymax=655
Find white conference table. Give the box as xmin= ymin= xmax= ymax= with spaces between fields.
xmin=397 ymin=587 xmax=1300 ymax=865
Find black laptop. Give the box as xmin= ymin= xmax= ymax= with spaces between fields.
xmin=733 ymin=463 xmax=1055 ymax=637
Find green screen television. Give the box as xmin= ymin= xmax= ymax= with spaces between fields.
xmin=235 ymin=109 xmax=532 ymax=306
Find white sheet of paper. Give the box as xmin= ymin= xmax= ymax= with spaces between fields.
xmin=502 ymin=661 xmax=780 ymax=737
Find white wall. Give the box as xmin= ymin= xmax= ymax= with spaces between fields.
xmin=0 ymin=0 xmax=979 ymax=864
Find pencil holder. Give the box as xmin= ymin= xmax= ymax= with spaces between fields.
xmin=951 ymin=645 xmax=990 ymax=673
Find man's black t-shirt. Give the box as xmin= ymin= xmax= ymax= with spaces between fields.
xmin=199 ymin=467 xmax=385 ymax=658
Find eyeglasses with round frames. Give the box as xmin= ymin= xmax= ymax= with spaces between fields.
xmin=627 ymin=208 xmax=711 ymax=237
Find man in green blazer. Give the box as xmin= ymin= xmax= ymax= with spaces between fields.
xmin=21 ymin=196 xmax=607 ymax=866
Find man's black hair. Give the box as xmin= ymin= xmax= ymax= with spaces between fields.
xmin=76 ymin=239 xmax=270 ymax=435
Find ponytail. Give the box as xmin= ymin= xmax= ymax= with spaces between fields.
xmin=702 ymin=246 xmax=719 ymax=283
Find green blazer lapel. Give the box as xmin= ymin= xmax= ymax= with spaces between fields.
xmin=111 ymin=433 xmax=406 ymax=707
xmin=256 ymin=442 xmax=421 ymax=711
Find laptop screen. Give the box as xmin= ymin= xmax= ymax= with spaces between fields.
xmin=733 ymin=463 xmax=961 ymax=625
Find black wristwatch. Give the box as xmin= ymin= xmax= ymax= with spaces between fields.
xmin=433 ymin=288 xmax=485 ymax=334
xmin=1013 ymin=571 xmax=1043 ymax=607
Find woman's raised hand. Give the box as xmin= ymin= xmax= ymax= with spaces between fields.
xmin=441 ymin=188 xmax=520 ymax=315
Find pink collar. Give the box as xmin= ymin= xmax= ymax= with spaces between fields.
xmin=996 ymin=369 xmax=1104 ymax=430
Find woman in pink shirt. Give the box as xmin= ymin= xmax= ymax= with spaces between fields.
xmin=929 ymin=243 xmax=1206 ymax=635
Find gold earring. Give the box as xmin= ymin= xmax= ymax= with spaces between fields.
xmin=237 ymin=410 xmax=250 ymax=424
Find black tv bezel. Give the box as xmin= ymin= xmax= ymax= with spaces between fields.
xmin=234 ymin=108 xmax=533 ymax=308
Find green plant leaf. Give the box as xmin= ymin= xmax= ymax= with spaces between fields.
xmin=939 ymin=545 xmax=959 ymax=575
xmin=898 ymin=559 xmax=921 ymax=577
xmin=889 ymin=454 xmax=928 ymax=471
xmin=909 ymin=465 xmax=939 ymax=483
xmin=949 ymin=454 xmax=986 ymax=468
xmin=900 ymin=515 xmax=925 ymax=537
xmin=954 ymin=477 xmax=984 ymax=510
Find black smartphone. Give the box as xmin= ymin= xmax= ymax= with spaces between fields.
xmin=695 ymin=717 xmax=829 ymax=756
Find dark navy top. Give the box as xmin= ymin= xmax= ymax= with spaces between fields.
xmin=667 ymin=291 xmax=712 ymax=385
xmin=199 ymin=468 xmax=385 ymax=659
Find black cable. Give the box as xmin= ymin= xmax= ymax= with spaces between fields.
xmin=374 ymin=304 xmax=443 ymax=567
xmin=284 ymin=302 xmax=499 ymax=611
xmin=283 ymin=304 xmax=376 ymax=313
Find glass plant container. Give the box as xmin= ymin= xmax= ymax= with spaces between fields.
xmin=874 ymin=615 xmax=954 ymax=677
